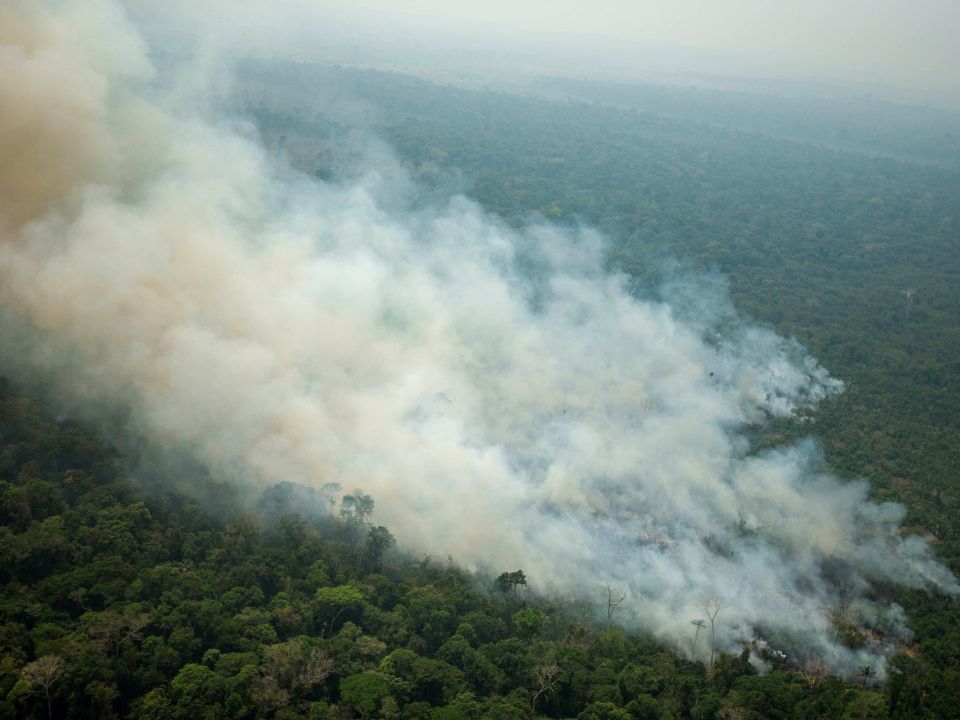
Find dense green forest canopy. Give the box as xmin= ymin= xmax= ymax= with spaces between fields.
xmin=2 ymin=380 xmax=956 ymax=719
xmin=3 ymin=60 xmax=960 ymax=719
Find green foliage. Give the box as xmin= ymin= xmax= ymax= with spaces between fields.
xmin=170 ymin=664 xmax=227 ymax=719
xmin=496 ymin=571 xmax=527 ymax=601
xmin=577 ymin=701 xmax=631 ymax=720
xmin=314 ymin=585 xmax=364 ymax=607
xmin=512 ymin=609 xmax=544 ymax=640
xmin=340 ymin=672 xmax=392 ymax=718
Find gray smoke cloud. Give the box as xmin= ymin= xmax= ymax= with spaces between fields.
xmin=1 ymin=0 xmax=955 ymax=676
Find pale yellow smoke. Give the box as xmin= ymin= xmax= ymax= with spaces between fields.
xmin=1 ymin=3 xmax=106 ymax=230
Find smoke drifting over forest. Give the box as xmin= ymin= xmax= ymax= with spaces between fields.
xmin=1 ymin=1 xmax=955 ymax=676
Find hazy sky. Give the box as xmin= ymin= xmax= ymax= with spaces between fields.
xmin=315 ymin=0 xmax=959 ymax=93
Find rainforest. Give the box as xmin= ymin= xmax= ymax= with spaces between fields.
xmin=1 ymin=2 xmax=959 ymax=718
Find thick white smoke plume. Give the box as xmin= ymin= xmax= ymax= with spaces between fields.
xmin=1 ymin=0 xmax=955 ymax=675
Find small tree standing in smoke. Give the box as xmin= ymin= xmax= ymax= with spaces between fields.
xmin=322 ymin=482 xmax=343 ymax=513
xmin=340 ymin=489 xmax=374 ymax=527
xmin=704 ymin=599 xmax=725 ymax=666
xmin=497 ymin=570 xmax=527 ymax=603
xmin=340 ymin=489 xmax=375 ymax=576
xmin=363 ymin=525 xmax=396 ymax=574
xmin=691 ymin=618 xmax=706 ymax=661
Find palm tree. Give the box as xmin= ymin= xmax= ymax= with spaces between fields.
xmin=857 ymin=665 xmax=874 ymax=688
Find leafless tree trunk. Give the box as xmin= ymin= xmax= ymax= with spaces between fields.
xmin=21 ymin=655 xmax=64 ymax=720
xmin=531 ymin=664 xmax=560 ymax=711
xmin=606 ymin=586 xmax=626 ymax=622
xmin=799 ymin=662 xmax=827 ymax=691
xmin=691 ymin=619 xmax=706 ymax=661
xmin=704 ymin=599 xmax=724 ymax=666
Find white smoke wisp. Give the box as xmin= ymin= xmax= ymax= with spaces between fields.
xmin=1 ymin=0 xmax=955 ymax=676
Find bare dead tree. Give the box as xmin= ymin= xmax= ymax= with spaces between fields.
xmin=259 ymin=641 xmax=334 ymax=713
xmin=69 ymin=588 xmax=90 ymax=613
xmin=799 ymin=662 xmax=828 ymax=691
xmin=297 ymin=648 xmax=334 ymax=690
xmin=606 ymin=586 xmax=626 ymax=622
xmin=691 ymin=619 xmax=706 ymax=661
xmin=903 ymin=288 xmax=917 ymax=318
xmin=21 ymin=655 xmax=64 ymax=720
xmin=704 ymin=599 xmax=725 ymax=666
xmin=531 ymin=664 xmax=560 ymax=711
xmin=88 ymin=610 xmax=150 ymax=657
xmin=251 ymin=675 xmax=289 ymax=715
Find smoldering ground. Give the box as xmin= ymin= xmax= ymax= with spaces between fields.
xmin=0 ymin=0 xmax=955 ymax=677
